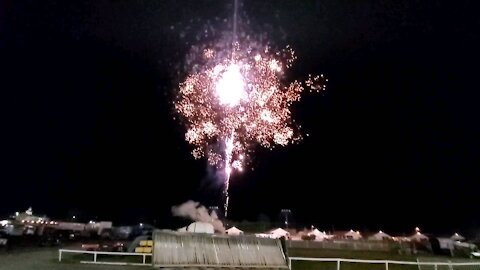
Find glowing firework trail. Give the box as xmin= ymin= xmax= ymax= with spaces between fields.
xmin=175 ymin=3 xmax=326 ymax=217
xmin=223 ymin=133 xmax=234 ymax=215
xmin=223 ymin=0 xmax=239 ymax=216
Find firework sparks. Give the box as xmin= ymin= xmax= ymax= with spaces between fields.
xmin=175 ymin=40 xmax=326 ymax=216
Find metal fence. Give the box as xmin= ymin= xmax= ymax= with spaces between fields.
xmin=152 ymin=230 xmax=289 ymax=268
xmin=289 ymin=257 xmax=480 ymax=270
xmin=58 ymin=249 xmax=151 ymax=266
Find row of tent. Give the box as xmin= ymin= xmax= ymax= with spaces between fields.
xmin=225 ymin=226 xmax=466 ymax=243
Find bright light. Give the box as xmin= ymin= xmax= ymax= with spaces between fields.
xmin=139 ymin=223 xmax=143 ymax=227
xmin=215 ymin=64 xmax=246 ymax=107
xmin=176 ymin=42 xmax=326 ymax=218
xmin=72 ymin=215 xmax=76 ymax=219
xmin=15 ymin=212 xmax=19 ymax=216
xmin=260 ymin=109 xmax=275 ymax=123
xmin=269 ymin=59 xmax=281 ymax=72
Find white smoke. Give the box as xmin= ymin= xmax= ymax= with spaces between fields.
xmin=172 ymin=200 xmax=225 ymax=233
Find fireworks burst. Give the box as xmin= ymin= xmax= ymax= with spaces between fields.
xmin=175 ymin=39 xmax=326 ymax=216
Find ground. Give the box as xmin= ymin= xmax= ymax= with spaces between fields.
xmin=0 ymin=248 xmax=147 ymax=270
xmin=289 ymin=248 xmax=479 ymax=270
xmin=0 ymin=247 xmax=478 ymax=270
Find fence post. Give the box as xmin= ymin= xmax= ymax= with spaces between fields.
xmin=434 ymin=264 xmax=437 ymax=270
xmin=288 ymin=258 xmax=291 ymax=270
xmin=93 ymin=252 xmax=97 ymax=263
xmin=143 ymin=254 xmax=146 ymax=265
xmin=448 ymin=260 xmax=453 ymax=270
xmin=58 ymin=250 xmax=62 ymax=262
xmin=385 ymin=261 xmax=389 ymax=270
xmin=337 ymin=259 xmax=341 ymax=270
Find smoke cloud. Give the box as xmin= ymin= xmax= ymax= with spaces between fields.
xmin=172 ymin=200 xmax=225 ymax=233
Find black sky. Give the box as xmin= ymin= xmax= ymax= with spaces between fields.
xmin=0 ymin=0 xmax=479 ymax=234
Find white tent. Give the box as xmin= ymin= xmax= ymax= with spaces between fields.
xmin=226 ymin=226 xmax=244 ymax=235
xmin=451 ymin=233 xmax=465 ymax=241
xmin=309 ymin=229 xmax=328 ymax=241
xmin=269 ymin=228 xmax=290 ymax=238
xmin=438 ymin=238 xmax=455 ymax=251
xmin=368 ymin=231 xmax=392 ymax=241
xmin=344 ymin=230 xmax=362 ymax=240
xmin=409 ymin=232 xmax=428 ymax=242
xmin=186 ymin=222 xmax=214 ymax=234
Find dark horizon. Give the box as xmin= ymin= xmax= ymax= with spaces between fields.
xmin=1 ymin=1 xmax=479 ymax=236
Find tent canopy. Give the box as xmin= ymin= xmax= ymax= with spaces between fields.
xmin=309 ymin=229 xmax=328 ymax=241
xmin=226 ymin=226 xmax=243 ymax=235
xmin=410 ymin=232 xmax=428 ymax=241
xmin=186 ymin=222 xmax=214 ymax=234
xmin=309 ymin=229 xmax=327 ymax=237
xmin=451 ymin=233 xmax=465 ymax=241
xmin=310 ymin=229 xmax=325 ymax=235
xmin=269 ymin=228 xmax=289 ymax=238
xmin=368 ymin=231 xmax=392 ymax=240
xmin=344 ymin=230 xmax=362 ymax=240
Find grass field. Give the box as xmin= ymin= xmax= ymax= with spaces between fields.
xmin=289 ymin=248 xmax=480 ymax=270
xmin=0 ymin=248 xmax=146 ymax=270
xmin=1 ymin=247 xmax=478 ymax=270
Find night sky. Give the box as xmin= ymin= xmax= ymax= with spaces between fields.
xmin=1 ymin=1 xmax=479 ymax=234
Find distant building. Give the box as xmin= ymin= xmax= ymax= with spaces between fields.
xmin=56 ymin=222 xmax=86 ymax=231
